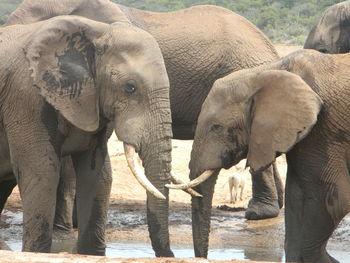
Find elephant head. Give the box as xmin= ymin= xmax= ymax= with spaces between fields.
xmin=168 ymin=69 xmax=322 ymax=188
xmin=23 ymin=16 xmax=174 ymax=256
xmin=304 ymin=1 xmax=350 ymax=53
xmin=190 ymin=70 xmax=322 ymax=175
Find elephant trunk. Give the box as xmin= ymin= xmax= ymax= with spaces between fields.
xmin=189 ymin=139 xmax=221 ymax=257
xmin=139 ymin=89 xmax=174 ymax=257
xmin=190 ymin=169 xmax=220 ymax=258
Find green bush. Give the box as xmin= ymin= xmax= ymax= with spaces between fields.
xmin=0 ymin=0 xmax=345 ymax=45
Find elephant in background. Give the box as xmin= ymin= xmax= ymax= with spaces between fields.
xmin=304 ymin=1 xmax=350 ymax=53
xmin=171 ymin=49 xmax=350 ymax=262
xmin=0 ymin=15 xmax=173 ymax=256
xmin=6 ymin=0 xmax=284 ymax=224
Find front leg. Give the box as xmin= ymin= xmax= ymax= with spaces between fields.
xmin=246 ymin=164 xmax=280 ymax=220
xmin=54 ymin=156 xmax=76 ymax=233
xmin=7 ymin=129 xmax=60 ymax=252
xmin=72 ymin=133 xmax=112 ymax=256
xmin=284 ymin=164 xmax=303 ymax=261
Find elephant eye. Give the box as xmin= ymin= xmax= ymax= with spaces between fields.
xmin=211 ymin=124 xmax=223 ymax=132
xmin=124 ymin=81 xmax=137 ymax=95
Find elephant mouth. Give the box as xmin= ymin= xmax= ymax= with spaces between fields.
xmin=123 ymin=143 xmax=202 ymax=198
xmin=165 ymin=168 xmax=220 ymax=191
xmin=221 ymin=148 xmax=248 ymax=169
xmin=166 ymin=148 xmax=249 ymax=191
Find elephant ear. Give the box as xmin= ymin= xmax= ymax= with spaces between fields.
xmin=24 ymin=16 xmax=107 ymax=132
xmin=246 ymin=70 xmax=323 ymax=172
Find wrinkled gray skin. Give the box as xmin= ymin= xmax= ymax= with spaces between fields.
xmin=304 ymin=1 xmax=350 ymax=53
xmin=0 ymin=16 xmax=172 ymax=256
xmin=6 ymin=0 xmax=283 ymax=221
xmin=190 ymin=49 xmax=350 ymax=262
xmin=4 ymin=0 xmax=282 ymax=256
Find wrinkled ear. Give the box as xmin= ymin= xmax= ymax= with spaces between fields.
xmin=246 ymin=70 xmax=323 ymax=172
xmin=24 ymin=16 xmax=108 ymax=131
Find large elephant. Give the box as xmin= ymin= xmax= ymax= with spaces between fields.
xmin=169 ymin=49 xmax=350 ymax=262
xmin=0 ymin=15 xmax=174 ymax=256
xmin=304 ymin=1 xmax=350 ymax=53
xmin=6 ymin=0 xmax=284 ymax=223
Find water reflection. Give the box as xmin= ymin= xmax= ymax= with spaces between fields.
xmin=3 ymin=240 xmax=350 ymax=262
xmin=1 ymin=209 xmax=350 ymax=262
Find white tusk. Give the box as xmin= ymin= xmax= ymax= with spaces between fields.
xmin=124 ymin=143 xmax=166 ymax=200
xmin=170 ymin=173 xmax=203 ymax=197
xmin=166 ymin=170 xmax=215 ymax=190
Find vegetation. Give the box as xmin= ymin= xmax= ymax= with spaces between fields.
xmin=0 ymin=0 xmax=344 ymax=44
xmin=0 ymin=0 xmax=21 ymax=25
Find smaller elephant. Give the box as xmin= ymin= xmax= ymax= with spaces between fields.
xmin=168 ymin=49 xmax=350 ymax=262
xmin=304 ymin=1 xmax=350 ymax=53
xmin=228 ymin=173 xmax=245 ymax=204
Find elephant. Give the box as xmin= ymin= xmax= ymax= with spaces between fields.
xmin=168 ymin=49 xmax=350 ymax=262
xmin=304 ymin=1 xmax=350 ymax=54
xmin=0 ymin=15 xmax=174 ymax=256
xmin=5 ymin=0 xmax=285 ymax=225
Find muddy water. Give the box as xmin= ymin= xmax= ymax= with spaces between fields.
xmin=1 ymin=207 xmax=350 ymax=262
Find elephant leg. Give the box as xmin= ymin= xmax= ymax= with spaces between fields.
xmin=273 ymin=162 xmax=284 ymax=209
xmin=300 ymin=198 xmax=342 ymax=263
xmin=72 ymin=137 xmax=112 ymax=256
xmin=228 ymin=179 xmax=234 ymax=203
xmin=286 ymin=149 xmax=349 ymax=263
xmin=284 ymin=164 xmax=304 ymax=262
xmin=0 ymin=177 xmax=17 ymax=214
xmin=191 ymin=170 xmax=219 ymax=258
xmin=299 ymin=171 xmax=349 ymax=263
xmin=9 ymin=141 xmax=60 ymax=252
xmin=54 ymin=156 xmax=76 ymax=233
xmin=245 ymin=163 xmax=280 ymax=220
xmin=72 ymin=197 xmax=78 ymax=228
xmin=240 ymin=183 xmax=245 ymax=201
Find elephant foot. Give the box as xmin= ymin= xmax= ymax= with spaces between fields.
xmin=53 ymin=224 xmax=74 ymax=241
xmin=245 ymin=198 xmax=280 ymax=220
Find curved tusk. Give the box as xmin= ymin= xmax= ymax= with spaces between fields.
xmin=166 ymin=170 xmax=215 ymax=190
xmin=124 ymin=143 xmax=166 ymax=200
xmin=170 ymin=173 xmax=203 ymax=197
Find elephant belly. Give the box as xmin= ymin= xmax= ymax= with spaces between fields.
xmin=60 ymin=127 xmax=94 ymax=156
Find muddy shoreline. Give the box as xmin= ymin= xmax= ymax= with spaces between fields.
xmin=1 ymin=138 xmax=350 ymax=262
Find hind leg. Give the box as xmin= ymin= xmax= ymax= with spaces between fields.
xmin=228 ymin=177 xmax=235 ymax=203
xmin=0 ymin=177 xmax=17 ymax=214
xmin=285 ymin=146 xmax=349 ymax=263
xmin=240 ymin=177 xmax=245 ymax=201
